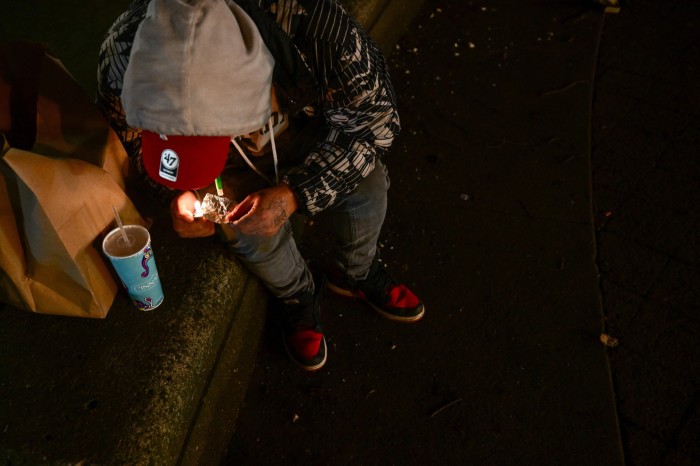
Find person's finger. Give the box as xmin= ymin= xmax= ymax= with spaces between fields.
xmin=174 ymin=217 xmax=214 ymax=238
xmin=171 ymin=192 xmax=197 ymax=221
xmin=227 ymin=196 xmax=255 ymax=223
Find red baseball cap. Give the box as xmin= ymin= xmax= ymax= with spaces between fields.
xmin=141 ymin=130 xmax=231 ymax=190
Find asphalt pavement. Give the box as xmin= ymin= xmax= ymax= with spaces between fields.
xmin=591 ymin=1 xmax=700 ymax=464
xmin=225 ymin=1 xmax=700 ymax=465
xmin=226 ymin=0 xmax=623 ymax=464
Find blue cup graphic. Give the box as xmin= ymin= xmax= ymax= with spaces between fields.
xmin=102 ymin=225 xmax=164 ymax=311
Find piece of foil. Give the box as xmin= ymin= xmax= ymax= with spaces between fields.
xmin=195 ymin=193 xmax=234 ymax=224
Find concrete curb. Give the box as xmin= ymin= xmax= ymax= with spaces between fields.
xmin=0 ymin=209 xmax=268 ymax=465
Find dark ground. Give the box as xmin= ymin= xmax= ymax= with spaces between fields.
xmin=591 ymin=2 xmax=700 ymax=465
xmin=225 ymin=0 xmax=623 ymax=464
xmin=223 ymin=1 xmax=700 ymax=465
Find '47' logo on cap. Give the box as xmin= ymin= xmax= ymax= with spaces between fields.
xmin=159 ymin=149 xmax=179 ymax=182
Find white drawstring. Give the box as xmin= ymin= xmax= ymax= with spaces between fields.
xmin=268 ymin=116 xmax=279 ymax=185
xmin=230 ymin=115 xmax=279 ymax=187
xmin=230 ymin=138 xmax=273 ymax=186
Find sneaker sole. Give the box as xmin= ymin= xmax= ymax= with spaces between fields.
xmin=326 ymin=282 xmax=425 ymax=323
xmin=283 ymin=336 xmax=327 ymax=372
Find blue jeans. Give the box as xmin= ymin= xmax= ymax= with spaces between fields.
xmin=221 ymin=161 xmax=389 ymax=298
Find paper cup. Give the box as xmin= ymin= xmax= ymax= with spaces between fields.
xmin=102 ymin=225 xmax=164 ymax=311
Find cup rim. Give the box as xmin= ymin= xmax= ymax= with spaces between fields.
xmin=102 ymin=224 xmax=151 ymax=260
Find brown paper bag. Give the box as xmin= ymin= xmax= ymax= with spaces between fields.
xmin=1 ymin=140 xmax=146 ymax=317
xmin=0 ymin=41 xmax=145 ymax=318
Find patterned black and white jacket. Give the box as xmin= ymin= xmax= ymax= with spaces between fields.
xmin=96 ymin=0 xmax=400 ymax=216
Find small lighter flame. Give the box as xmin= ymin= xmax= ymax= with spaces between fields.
xmin=193 ymin=200 xmax=203 ymax=218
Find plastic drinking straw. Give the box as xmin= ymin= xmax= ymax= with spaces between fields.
xmin=215 ymin=177 xmax=224 ymax=196
xmin=112 ymin=205 xmax=130 ymax=245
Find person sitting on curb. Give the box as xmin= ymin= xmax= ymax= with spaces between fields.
xmin=96 ymin=0 xmax=424 ymax=371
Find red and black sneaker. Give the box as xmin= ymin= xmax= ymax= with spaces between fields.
xmin=327 ymin=257 xmax=425 ymax=322
xmin=280 ymin=286 xmax=327 ymax=371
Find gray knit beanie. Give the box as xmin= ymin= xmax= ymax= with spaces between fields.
xmin=122 ymin=0 xmax=274 ymax=136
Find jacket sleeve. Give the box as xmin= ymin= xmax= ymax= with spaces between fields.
xmin=281 ymin=10 xmax=401 ymax=216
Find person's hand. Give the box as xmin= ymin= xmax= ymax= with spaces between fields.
xmin=170 ymin=191 xmax=215 ymax=238
xmin=226 ymin=184 xmax=298 ymax=237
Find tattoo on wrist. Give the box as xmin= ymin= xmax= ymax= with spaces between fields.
xmin=265 ymin=197 xmax=288 ymax=226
